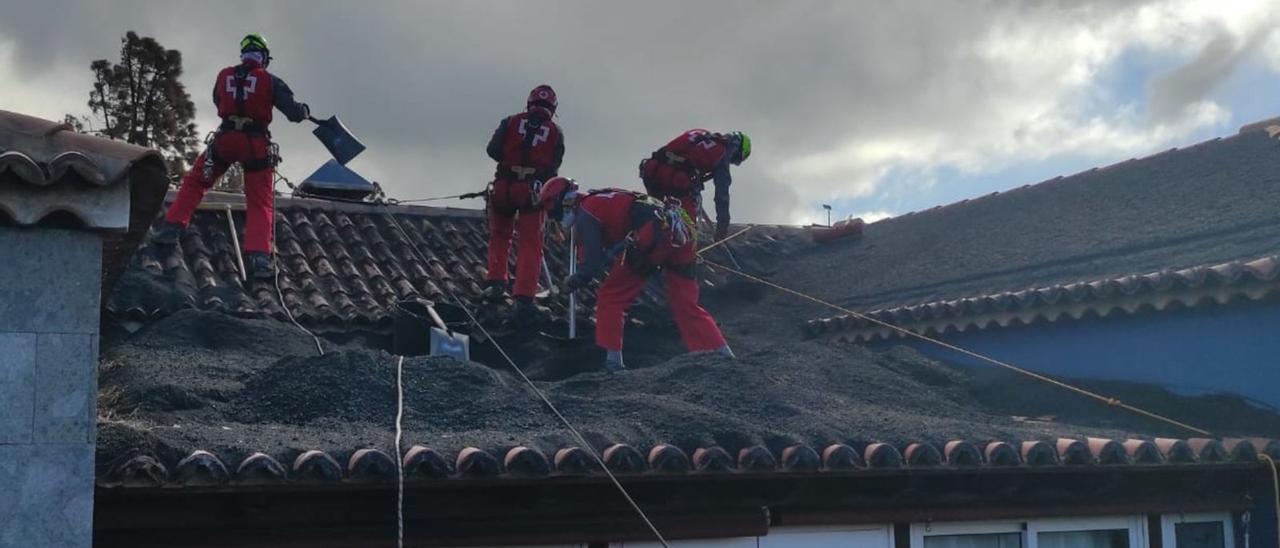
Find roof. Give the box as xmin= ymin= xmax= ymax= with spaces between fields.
xmin=787 ymin=122 xmax=1280 ymax=337
xmin=0 ymin=110 xmax=171 ymax=304
xmin=99 ymin=436 xmax=1278 ymax=488
xmin=106 ymin=191 xmax=791 ymax=329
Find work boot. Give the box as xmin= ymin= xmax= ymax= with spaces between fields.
xmin=152 ymin=221 xmax=183 ymax=246
xmin=604 ymin=350 xmax=626 ymax=374
xmin=482 ymin=280 xmax=508 ymax=303
xmin=512 ymin=296 xmax=549 ymax=327
xmin=249 ymin=252 xmax=275 ymax=280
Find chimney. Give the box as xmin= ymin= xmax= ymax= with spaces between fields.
xmin=0 ymin=110 xmax=167 ymax=547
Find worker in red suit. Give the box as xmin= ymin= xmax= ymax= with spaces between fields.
xmin=639 ymin=129 xmax=750 ymax=241
xmin=152 ymin=33 xmax=311 ymax=278
xmin=539 ymin=177 xmax=734 ymax=372
xmin=483 ymin=84 xmax=566 ymax=323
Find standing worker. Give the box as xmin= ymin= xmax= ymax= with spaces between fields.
xmin=638 ymin=129 xmax=750 ymax=241
xmin=539 ymin=177 xmax=734 ymax=372
xmin=152 ymin=33 xmax=311 ymax=278
xmin=483 ymin=85 xmax=566 ymax=323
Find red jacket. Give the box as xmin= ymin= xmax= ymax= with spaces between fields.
xmin=572 ymin=189 xmax=693 ymax=280
xmin=487 ymin=110 xmax=565 ymax=181
xmin=212 ymin=60 xmax=308 ymax=131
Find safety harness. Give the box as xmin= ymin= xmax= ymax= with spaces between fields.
xmin=208 ymin=64 xmax=276 ymax=174
xmin=640 ymin=132 xmax=722 ymax=198
xmin=491 ymin=114 xmax=559 ymax=213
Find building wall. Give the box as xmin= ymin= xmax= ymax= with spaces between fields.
xmin=882 ymin=300 xmax=1280 ymax=409
xmin=0 ymin=228 xmax=100 ymax=548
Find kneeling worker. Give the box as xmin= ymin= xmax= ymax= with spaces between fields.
xmin=538 ymin=177 xmax=734 ymax=372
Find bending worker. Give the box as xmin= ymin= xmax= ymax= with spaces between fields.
xmin=483 ymin=84 xmax=565 ymax=323
xmin=639 ymin=129 xmax=750 ymax=241
xmin=153 ymin=33 xmax=310 ymax=278
xmin=539 ymin=177 xmax=734 ymax=372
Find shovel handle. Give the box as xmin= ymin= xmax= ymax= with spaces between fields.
xmin=307 ymin=115 xmax=322 ymax=125
xmin=424 ymin=304 xmax=450 ymax=333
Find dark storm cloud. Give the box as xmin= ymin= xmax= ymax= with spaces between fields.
xmin=1 ymin=0 xmax=1271 ymax=223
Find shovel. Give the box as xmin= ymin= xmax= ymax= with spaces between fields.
xmin=309 ymin=115 xmax=366 ymax=165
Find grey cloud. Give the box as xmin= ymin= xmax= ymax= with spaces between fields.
xmin=1 ymin=0 xmax=1264 ymax=223
xmin=1149 ymin=20 xmax=1277 ymax=122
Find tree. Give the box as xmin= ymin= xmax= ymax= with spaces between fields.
xmin=77 ymin=31 xmax=201 ymax=176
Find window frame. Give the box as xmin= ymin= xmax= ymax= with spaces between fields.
xmin=1160 ymin=512 xmax=1235 ymax=548
xmin=910 ymin=519 xmax=1027 ymax=548
xmin=760 ymin=524 xmax=894 ymax=547
xmin=1025 ymin=515 xmax=1148 ymax=548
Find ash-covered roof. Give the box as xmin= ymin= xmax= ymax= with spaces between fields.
xmin=107 ymin=191 xmax=795 ymax=329
xmin=789 ymin=123 xmax=1280 ymax=335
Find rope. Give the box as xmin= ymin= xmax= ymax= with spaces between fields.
xmin=377 ymin=203 xmax=670 ymax=547
xmin=1260 ymin=453 xmax=1279 ymax=548
xmin=394 ymin=355 xmax=406 ymax=548
xmin=699 ymin=257 xmax=1214 ymax=437
xmin=269 ymin=177 xmax=326 ymax=357
xmin=697 ymin=225 xmax=754 ymax=256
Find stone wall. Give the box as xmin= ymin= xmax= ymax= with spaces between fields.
xmin=0 ymin=227 xmax=99 ymax=548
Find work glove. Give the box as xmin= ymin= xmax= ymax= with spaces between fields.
xmin=565 ymin=272 xmax=592 ymax=291
xmin=298 ymin=102 xmax=311 ymax=120
xmin=715 ymin=220 xmax=730 ymax=241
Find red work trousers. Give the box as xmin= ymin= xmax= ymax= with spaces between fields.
xmin=594 ymin=253 xmax=726 ymax=353
xmin=485 ymin=180 xmax=545 ymax=298
xmin=165 ymin=132 xmax=275 ymax=253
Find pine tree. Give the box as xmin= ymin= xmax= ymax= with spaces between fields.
xmin=75 ymin=31 xmax=201 ymax=177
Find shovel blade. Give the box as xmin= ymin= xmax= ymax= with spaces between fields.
xmin=311 ymin=116 xmax=366 ymax=165
xmin=430 ymin=327 xmax=470 ymax=361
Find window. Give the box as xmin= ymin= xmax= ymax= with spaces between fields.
xmin=1027 ymin=516 xmax=1147 ymax=548
xmin=1161 ymin=513 xmax=1235 ymax=548
xmin=913 ymin=516 xmax=1148 ymax=548
xmin=912 ymin=520 xmax=1025 ymax=548
xmin=759 ymin=525 xmax=893 ymax=548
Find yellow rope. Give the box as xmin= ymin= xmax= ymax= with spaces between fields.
xmin=1260 ymin=454 xmax=1280 ymax=548
xmin=699 ymin=257 xmax=1214 ymax=437
xmin=697 ymin=225 xmax=754 ymax=255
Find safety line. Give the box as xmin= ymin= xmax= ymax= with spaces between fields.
xmin=269 ymin=175 xmax=326 ymax=357
xmin=377 ymin=204 xmax=671 ymax=547
xmin=394 ymin=355 xmax=406 ymax=548
xmin=697 ymin=225 xmax=754 ymax=256
xmin=1260 ymin=454 xmax=1279 ymax=548
xmin=699 ymin=257 xmax=1213 ymax=437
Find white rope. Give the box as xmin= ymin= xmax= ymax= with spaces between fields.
xmin=267 ymin=178 xmax=325 ymax=356
xmin=395 ymin=355 xmax=406 ymax=548
xmin=271 ymin=258 xmax=325 ymax=356
xmin=378 ymin=204 xmax=670 ymax=548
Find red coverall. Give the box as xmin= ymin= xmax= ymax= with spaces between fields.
xmin=164 ymin=59 xmax=309 ymax=253
xmin=484 ymin=109 xmax=565 ymax=297
xmin=572 ymin=190 xmax=727 ymax=353
xmin=639 ymin=129 xmax=735 ymax=229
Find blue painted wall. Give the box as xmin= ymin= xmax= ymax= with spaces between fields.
xmin=873 ymin=300 xmax=1280 ymax=410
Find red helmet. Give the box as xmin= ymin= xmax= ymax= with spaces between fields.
xmin=538 ymin=176 xmax=578 ymax=211
xmin=527 ymin=84 xmax=557 ymax=115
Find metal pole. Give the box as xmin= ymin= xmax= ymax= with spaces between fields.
xmin=225 ymin=205 xmax=247 ymax=282
xmin=568 ymin=229 xmax=577 ymax=340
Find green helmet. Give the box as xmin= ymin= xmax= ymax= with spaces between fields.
xmin=240 ymin=33 xmax=270 ymax=54
xmin=732 ymin=131 xmax=751 ymax=164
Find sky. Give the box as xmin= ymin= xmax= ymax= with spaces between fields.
xmin=3 ymin=0 xmax=1280 ymax=225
